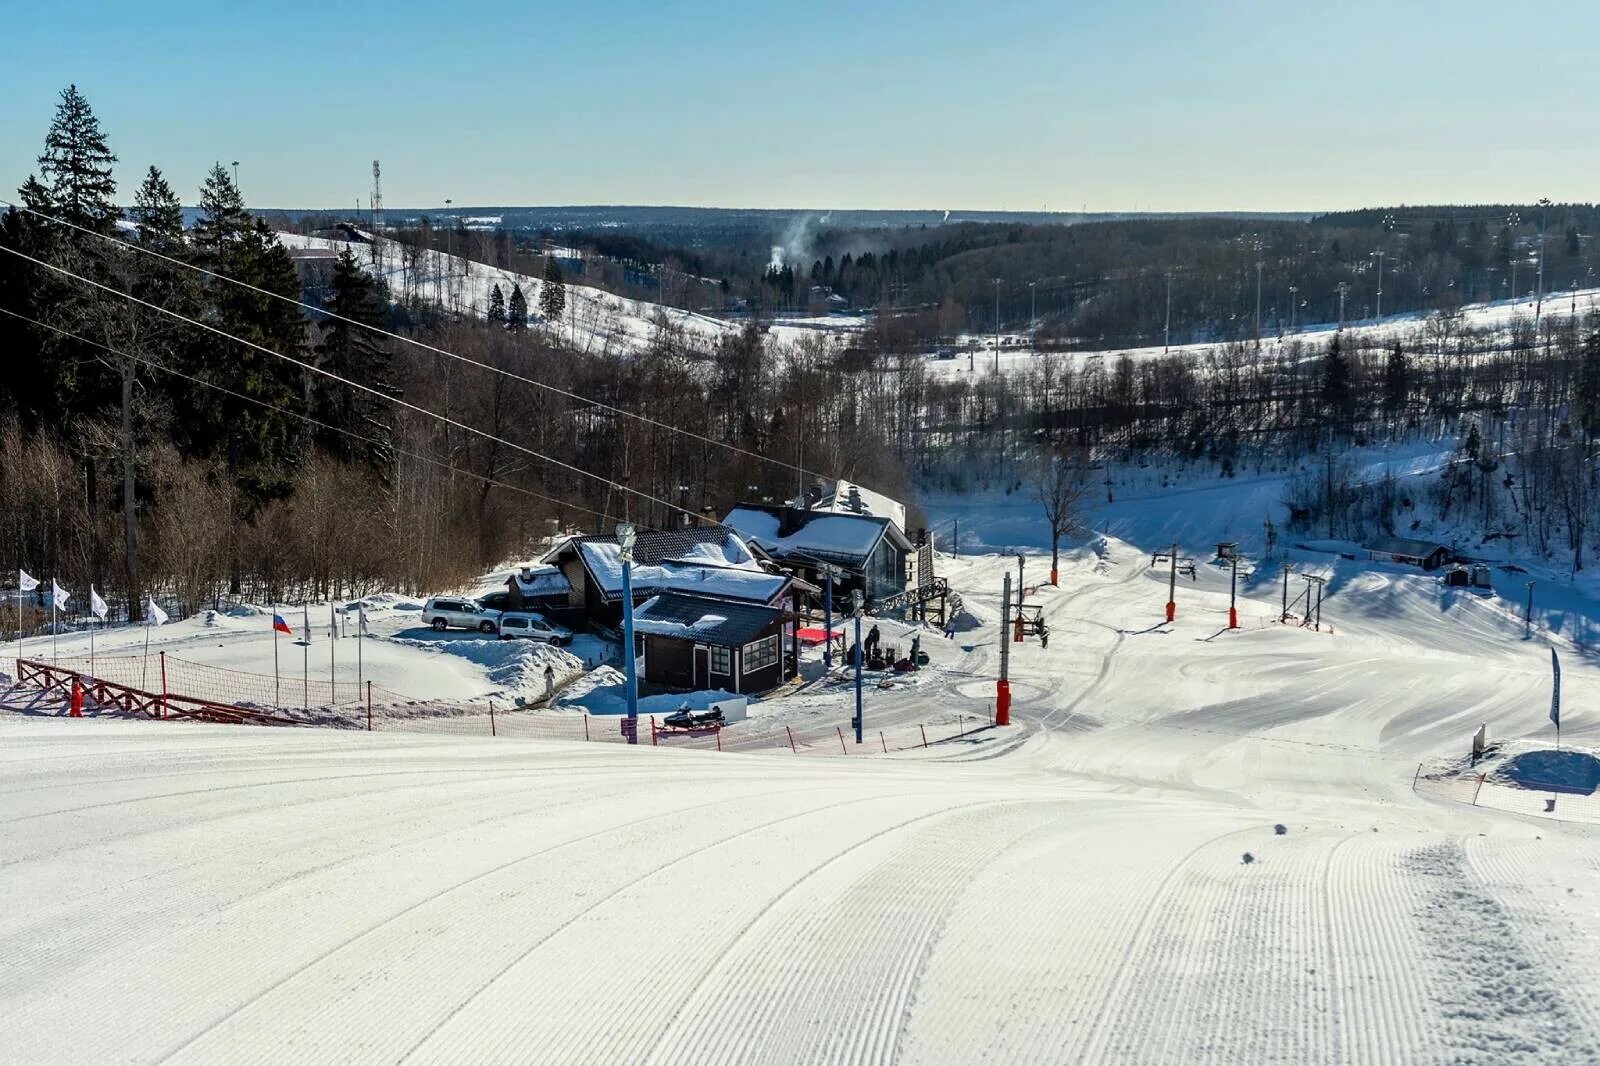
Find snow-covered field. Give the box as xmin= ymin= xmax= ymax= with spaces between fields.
xmin=929 ymin=286 xmax=1600 ymax=381
xmin=7 ymin=495 xmax=1600 ymax=1060
xmin=277 ymin=232 xmax=856 ymax=355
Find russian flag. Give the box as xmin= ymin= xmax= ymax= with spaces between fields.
xmin=272 ymin=612 xmax=292 ymax=635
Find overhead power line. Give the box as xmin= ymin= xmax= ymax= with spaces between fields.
xmin=2 ymin=198 xmax=838 ymax=489
xmin=0 ymin=242 xmax=695 ymax=521
xmin=0 ymin=304 xmax=617 ymax=523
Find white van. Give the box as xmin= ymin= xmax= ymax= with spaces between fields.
xmin=497 ymin=611 xmax=573 ymax=646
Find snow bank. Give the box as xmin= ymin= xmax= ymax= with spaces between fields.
xmin=387 ymin=636 xmax=582 ymax=700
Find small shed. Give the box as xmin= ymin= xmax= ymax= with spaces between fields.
xmin=1365 ymin=536 xmax=1452 ymax=571
xmin=632 ymin=592 xmax=788 ymax=696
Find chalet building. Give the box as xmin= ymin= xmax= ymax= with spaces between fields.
xmin=632 ymin=591 xmax=789 ymax=695
xmin=1364 ymin=536 xmax=1453 ymax=571
xmin=722 ymin=504 xmax=912 ymax=606
xmin=539 ymin=524 xmax=798 ymax=630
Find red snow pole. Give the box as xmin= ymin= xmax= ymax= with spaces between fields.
xmin=69 ymin=677 xmax=83 ymax=717
xmin=995 ymin=679 xmax=1011 ymax=726
xmin=1229 ymin=607 xmax=1239 ymax=629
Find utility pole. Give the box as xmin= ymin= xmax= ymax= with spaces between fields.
xmin=1537 ymin=197 xmax=1552 ymax=322
xmin=1287 ymin=285 xmax=1299 ymax=333
xmin=1372 ymin=249 xmax=1386 ymax=321
xmin=1254 ymin=259 xmax=1264 ymax=349
xmin=1164 ymin=270 xmax=1173 ymax=353
xmin=998 ymin=572 xmax=1012 ymax=726
xmin=618 ymin=523 xmax=640 ymax=741
xmin=1219 ymin=542 xmax=1239 ymax=629
xmin=1303 ymin=574 xmax=1326 ymax=630
xmin=1015 ymin=554 xmax=1026 ymax=642
xmin=821 ymin=564 xmax=837 ymax=670
xmin=851 ymin=589 xmax=864 ymax=744
xmin=993 ymin=277 xmax=1002 ymax=375
xmin=1029 ymin=280 xmax=1037 ymax=354
xmin=1336 ymin=282 xmax=1350 ymax=332
xmin=1166 ymin=542 xmax=1179 ymax=623
xmin=1280 ymin=562 xmax=1294 ymax=623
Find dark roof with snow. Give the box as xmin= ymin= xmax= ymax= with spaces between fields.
xmin=722 ymin=505 xmax=911 ymax=569
xmin=549 ymin=524 xmax=750 ymax=567
xmin=1366 ymin=536 xmax=1450 ymax=558
xmin=632 ymin=592 xmax=783 ymax=646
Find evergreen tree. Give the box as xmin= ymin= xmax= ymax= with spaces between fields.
xmin=487 ymin=283 xmax=505 ymax=324
xmin=129 ymin=166 xmax=184 ymax=250
xmin=181 ymin=165 xmax=307 ymax=514
xmin=1321 ymin=333 xmax=1353 ymax=426
xmin=24 ymin=84 xmax=118 ymax=234
xmin=539 ymin=257 xmax=566 ymax=323
xmin=1382 ymin=341 xmax=1408 ymax=416
xmin=192 ymin=162 xmax=250 ymax=260
xmin=1577 ymin=330 xmax=1600 ymax=440
xmin=507 ymin=283 xmax=527 ymax=331
xmin=313 ymin=250 xmax=394 ymax=472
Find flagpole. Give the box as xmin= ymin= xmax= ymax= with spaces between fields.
xmin=51 ymin=583 xmax=57 ymax=661
xmin=302 ymin=603 xmax=309 ymax=710
xmin=142 ymin=616 xmax=151 ymax=692
xmin=330 ymin=601 xmax=337 ymax=702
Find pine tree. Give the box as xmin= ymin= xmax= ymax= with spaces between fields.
xmin=1321 ymin=333 xmax=1353 ymax=427
xmin=487 ymin=283 xmax=505 ymax=324
xmin=507 ymin=283 xmax=527 ymax=331
xmin=179 ymin=165 xmax=307 ymax=519
xmin=192 ymin=163 xmax=250 ymax=262
xmin=313 ymin=250 xmax=394 ymax=472
xmin=1382 ymin=341 xmax=1408 ymax=416
xmin=539 ymin=257 xmax=566 ymax=323
xmin=1577 ymin=331 xmax=1600 ymax=440
xmin=130 ymin=166 xmax=184 ymax=250
xmin=26 ymin=84 xmax=118 ymax=233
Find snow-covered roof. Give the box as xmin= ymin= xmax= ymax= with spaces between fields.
xmin=1366 ymin=536 xmax=1450 ymax=558
xmin=567 ymin=528 xmax=783 ymax=604
xmin=722 ymin=506 xmax=908 ymax=568
xmin=508 ymin=565 xmax=571 ymax=597
xmin=632 ymin=592 xmax=783 ymax=646
xmin=798 ymin=479 xmax=907 ymax=532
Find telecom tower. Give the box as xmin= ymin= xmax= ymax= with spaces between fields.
xmin=370 ymin=160 xmax=384 ymax=232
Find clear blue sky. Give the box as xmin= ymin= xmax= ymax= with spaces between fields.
xmin=4 ymin=0 xmax=1597 ymax=212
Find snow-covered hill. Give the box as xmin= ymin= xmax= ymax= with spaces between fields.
xmin=277 ymin=232 xmax=860 ymax=356
xmin=7 ymin=511 xmax=1600 ymax=1059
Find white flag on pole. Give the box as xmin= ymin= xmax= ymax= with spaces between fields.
xmin=146 ymin=596 xmax=169 ymax=626
xmin=51 ymin=580 xmax=70 ymax=611
xmin=358 ymin=603 xmax=369 ymax=635
xmin=303 ymin=603 xmax=311 ymax=643
xmin=89 ymin=585 xmax=109 ymax=621
xmin=18 ymin=569 xmax=39 ymax=593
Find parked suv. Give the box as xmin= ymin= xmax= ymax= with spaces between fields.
xmin=497 ymin=611 xmax=573 ymax=646
xmin=422 ymin=597 xmax=498 ymax=633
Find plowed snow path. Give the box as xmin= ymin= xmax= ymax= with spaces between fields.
xmin=5 ymin=719 xmax=1600 ymax=1064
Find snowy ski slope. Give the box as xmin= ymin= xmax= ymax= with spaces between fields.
xmin=6 ymin=515 xmax=1600 ymax=1061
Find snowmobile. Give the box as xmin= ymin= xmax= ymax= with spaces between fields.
xmin=663 ymin=705 xmax=725 ymax=730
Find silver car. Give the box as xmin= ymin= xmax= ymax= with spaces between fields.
xmin=498 ymin=611 xmax=573 ymax=646
xmin=422 ymin=596 xmax=499 ymax=633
